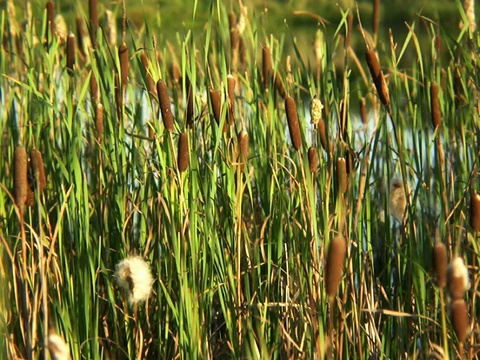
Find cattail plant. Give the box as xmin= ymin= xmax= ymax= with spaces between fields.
xmin=14 ymin=146 xmax=28 ymax=211
xmin=95 ymin=103 xmax=104 ymax=143
xmin=114 ymin=72 xmax=122 ymax=118
xmin=285 ymin=96 xmax=302 ymax=151
xmin=118 ymin=43 xmax=129 ymax=95
xmin=262 ymin=45 xmax=271 ymax=91
xmin=433 ymin=242 xmax=448 ymax=288
xmin=157 ymin=79 xmax=174 ymax=132
xmin=90 ymin=74 xmax=99 ymax=105
xmin=209 ymin=88 xmax=222 ymax=129
xmin=237 ymin=129 xmax=249 ymax=172
xmin=177 ymin=132 xmax=189 ymax=173
xmin=89 ymin=0 xmax=98 ymax=47
xmin=336 ymin=157 xmax=347 ymax=195
xmin=308 ymin=147 xmax=317 ymax=173
xmin=310 ymin=96 xmax=323 ymax=125
xmin=140 ymin=52 xmax=157 ymax=100
xmin=45 ymin=1 xmax=55 ymax=44
xmin=76 ymin=17 xmax=88 ymax=58
xmin=461 ymin=0 xmax=476 ymax=33
xmin=48 ymin=330 xmax=70 ymax=360
xmin=469 ymin=191 xmax=480 ymax=232
xmin=115 ymin=256 xmax=154 ymax=305
xmin=66 ymin=33 xmax=75 ymax=75
xmin=272 ymin=70 xmax=286 ymax=100
xmin=227 ymin=74 xmax=236 ymax=125
xmin=450 ymin=299 xmax=469 ymax=345
xmin=325 ymin=235 xmax=347 ymax=297
xmin=30 ymin=149 xmax=46 ymax=192
xmin=318 ymin=119 xmax=328 ymax=152
xmin=372 ymin=0 xmax=380 ymax=39
xmin=365 ymin=49 xmax=390 ymax=106
xmin=186 ymin=76 xmax=194 ymax=128
xmin=430 ymin=82 xmax=442 ymax=129
xmin=447 ymin=256 xmax=469 ymax=300
xmin=229 ymin=12 xmax=239 ymax=69
xmin=389 ymin=178 xmax=406 ymax=223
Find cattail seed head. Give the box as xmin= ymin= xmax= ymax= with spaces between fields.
xmin=157 ymin=79 xmax=174 ymax=132
xmin=90 ymin=73 xmax=99 ymax=105
xmin=308 ymin=147 xmax=317 ymax=173
xmin=30 ymin=149 xmax=46 ymax=192
xmin=115 ymin=256 xmax=154 ymax=305
xmin=209 ymin=88 xmax=222 ymax=128
xmin=140 ymin=53 xmax=157 ymax=100
xmin=89 ymin=0 xmax=98 ymax=46
xmin=237 ymin=129 xmax=249 ymax=172
xmin=310 ymin=97 xmax=323 ymax=125
xmin=177 ymin=132 xmax=189 ymax=173
xmin=430 ymin=82 xmax=442 ymax=129
xmin=66 ymin=32 xmax=75 ymax=75
xmin=318 ymin=119 xmax=328 ymax=152
xmin=227 ymin=74 xmax=236 ymax=124
xmin=450 ymin=299 xmax=469 ymax=344
xmin=118 ymin=43 xmax=129 ymax=91
xmin=336 ymin=157 xmax=347 ymax=194
xmin=433 ymin=242 xmax=447 ymax=288
xmin=365 ymin=50 xmax=390 ymax=106
xmin=186 ymin=76 xmax=194 ymax=128
xmin=95 ymin=103 xmax=104 ymax=143
xmin=285 ymin=96 xmax=302 ymax=151
xmin=14 ymin=146 xmax=28 ymax=211
xmin=46 ymin=1 xmax=55 ymax=43
xmin=389 ymin=178 xmax=406 ymax=222
xmin=447 ymin=256 xmax=469 ymax=300
xmin=469 ymin=192 xmax=480 ymax=232
xmin=262 ymin=45 xmax=271 ymax=90
xmin=48 ymin=331 xmax=70 ymax=360
xmin=326 ymin=235 xmax=347 ymax=297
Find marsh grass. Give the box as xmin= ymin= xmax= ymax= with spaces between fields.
xmin=0 ymin=0 xmax=479 ymax=359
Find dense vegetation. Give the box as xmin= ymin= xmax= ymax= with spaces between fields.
xmin=1 ymin=0 xmax=479 ymax=359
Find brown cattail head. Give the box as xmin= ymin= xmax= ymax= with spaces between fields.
xmin=118 ymin=43 xmax=129 ymax=92
xmin=365 ymin=50 xmax=390 ymax=106
xmin=114 ymin=71 xmax=122 ymax=118
xmin=89 ymin=0 xmax=98 ymax=46
xmin=430 ymin=82 xmax=442 ymax=129
xmin=469 ymin=192 xmax=480 ymax=232
xmin=157 ymin=79 xmax=174 ymax=132
xmin=239 ymin=37 xmax=247 ymax=68
xmin=308 ymin=147 xmax=317 ymax=173
xmin=433 ymin=242 xmax=448 ymax=288
xmin=30 ymin=149 xmax=46 ymax=192
xmin=14 ymin=146 xmax=28 ymax=211
xmin=326 ymin=235 xmax=347 ymax=297
xmin=95 ymin=103 xmax=104 ymax=143
xmin=450 ymin=299 xmax=469 ymax=344
xmin=209 ymin=88 xmax=222 ymax=129
xmin=140 ymin=52 xmax=157 ymax=100
xmin=262 ymin=45 xmax=271 ymax=90
xmin=447 ymin=256 xmax=469 ymax=300
xmin=177 ymin=132 xmax=189 ymax=172
xmin=66 ymin=32 xmax=75 ymax=75
xmin=336 ymin=157 xmax=347 ymax=194
xmin=227 ymin=74 xmax=236 ymax=125
xmin=90 ymin=73 xmax=99 ymax=105
xmin=272 ymin=70 xmax=286 ymax=100
xmin=285 ymin=96 xmax=302 ymax=151
xmin=46 ymin=1 xmax=55 ymax=43
xmin=186 ymin=76 xmax=194 ymax=128
xmin=237 ymin=129 xmax=249 ymax=172
xmin=360 ymin=97 xmax=368 ymax=125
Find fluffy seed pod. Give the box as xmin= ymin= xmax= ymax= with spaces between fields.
xmin=447 ymin=256 xmax=469 ymax=300
xmin=430 ymin=82 xmax=442 ymax=129
xmin=326 ymin=236 xmax=347 ymax=297
xmin=389 ymin=178 xmax=406 ymax=222
xmin=115 ymin=256 xmax=154 ymax=305
xmin=433 ymin=242 xmax=447 ymax=288
xmin=177 ymin=132 xmax=189 ymax=173
xmin=157 ymin=79 xmax=174 ymax=132
xmin=118 ymin=43 xmax=129 ymax=92
xmin=95 ymin=103 xmax=104 ymax=142
xmin=209 ymin=88 xmax=222 ymax=128
xmin=336 ymin=157 xmax=347 ymax=194
xmin=310 ymin=97 xmax=323 ymax=125
xmin=262 ymin=45 xmax=271 ymax=90
xmin=227 ymin=74 xmax=236 ymax=124
xmin=14 ymin=146 xmax=28 ymax=211
xmin=450 ymin=299 xmax=468 ymax=344
xmin=285 ymin=97 xmax=302 ymax=151
xmin=469 ymin=192 xmax=480 ymax=232
xmin=66 ymin=32 xmax=75 ymax=75
xmin=308 ymin=147 xmax=317 ymax=173
xmin=30 ymin=149 xmax=46 ymax=192
xmin=48 ymin=330 xmax=70 ymax=360
xmin=365 ymin=50 xmax=390 ymax=106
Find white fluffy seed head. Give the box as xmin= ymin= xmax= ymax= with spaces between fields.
xmin=115 ymin=256 xmax=154 ymax=305
xmin=447 ymin=256 xmax=470 ymax=299
xmin=389 ymin=178 xmax=406 ymax=222
xmin=310 ymin=97 xmax=324 ymax=125
xmin=48 ymin=332 xmax=70 ymax=360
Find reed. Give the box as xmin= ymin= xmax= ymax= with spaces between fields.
xmin=157 ymin=79 xmax=174 ymax=132
xmin=285 ymin=96 xmax=302 ymax=151
xmin=177 ymin=132 xmax=189 ymax=172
